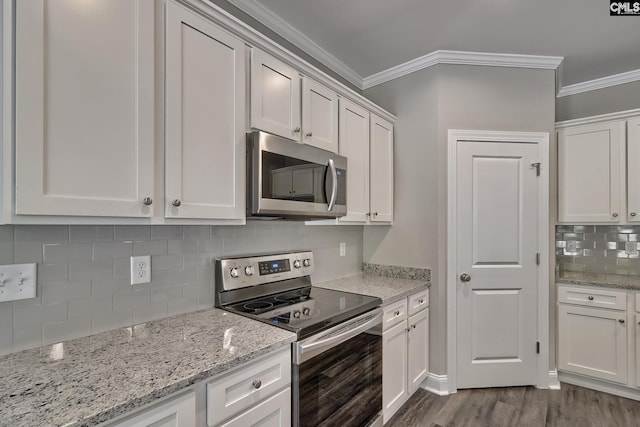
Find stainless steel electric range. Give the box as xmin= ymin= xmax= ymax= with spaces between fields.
xmin=215 ymin=251 xmax=383 ymax=427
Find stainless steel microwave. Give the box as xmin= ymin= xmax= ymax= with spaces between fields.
xmin=247 ymin=131 xmax=347 ymax=219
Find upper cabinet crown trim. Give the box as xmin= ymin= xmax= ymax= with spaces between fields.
xmin=556 ymin=107 xmax=640 ymax=129
xmin=177 ymin=0 xmax=395 ymax=122
xmin=557 ymin=68 xmax=640 ymax=98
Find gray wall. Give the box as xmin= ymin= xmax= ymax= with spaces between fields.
xmin=363 ymin=64 xmax=556 ymax=376
xmin=0 ymin=223 xmax=363 ymax=355
xmin=556 ymin=80 xmax=640 ymax=122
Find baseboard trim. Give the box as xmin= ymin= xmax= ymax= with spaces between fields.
xmin=559 ymin=371 xmax=640 ymax=401
xmin=423 ymin=373 xmax=450 ymax=396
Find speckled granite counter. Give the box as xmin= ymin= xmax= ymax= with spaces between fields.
xmin=0 ymin=308 xmax=296 ymax=427
xmin=315 ymin=274 xmax=430 ymax=305
xmin=557 ymin=272 xmax=640 ymax=291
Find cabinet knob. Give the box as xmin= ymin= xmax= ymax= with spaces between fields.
xmin=394 ymin=310 xmax=400 ymax=316
xmin=406 ymin=328 xmax=411 ymax=332
xmin=142 ymin=197 xmax=153 ymax=206
xmin=619 ymin=319 xmax=626 ymax=324
xmin=252 ymin=379 xmax=262 ymax=389
xmin=366 ymin=212 xmax=371 ymax=217
xmin=418 ymin=299 xmax=424 ymax=304
xmin=293 ymin=127 xmax=301 ymax=133
xmin=588 ymin=296 xmax=594 ymax=301
xmin=306 ymin=132 xmax=313 ymax=137
xmin=172 ymin=199 xmax=182 ymax=207
xmin=632 ymin=212 xmax=637 ymax=217
xmin=373 ymin=212 xmax=378 ymax=217
xmin=412 ymin=324 xmax=416 ymax=329
xmin=612 ymin=212 xmax=619 ymax=218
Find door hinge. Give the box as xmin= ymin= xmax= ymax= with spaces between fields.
xmin=536 ymin=341 xmax=540 ymax=354
xmin=536 ymin=253 xmax=540 ymax=265
xmin=531 ymin=162 xmax=541 ymax=176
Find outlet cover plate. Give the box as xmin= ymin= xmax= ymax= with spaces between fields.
xmin=625 ymin=241 xmax=638 ymax=255
xmin=0 ymin=263 xmax=37 ymax=302
xmin=130 ymin=255 xmax=151 ymax=285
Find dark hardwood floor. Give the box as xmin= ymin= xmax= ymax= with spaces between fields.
xmin=386 ymin=383 xmax=640 ymax=427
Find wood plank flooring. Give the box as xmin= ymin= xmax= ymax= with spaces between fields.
xmin=386 ymin=383 xmax=640 ymax=427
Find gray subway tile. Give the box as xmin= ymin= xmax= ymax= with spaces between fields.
xmin=183 ymin=226 xmax=211 ymax=239
xmin=69 ymin=226 xmax=114 ymax=243
xmin=42 ymin=281 xmax=91 ymax=305
xmin=113 ymin=287 xmax=150 ymax=310
xmin=607 ymin=234 xmax=629 ymax=242
xmin=151 ymin=255 xmax=183 ymax=272
xmin=91 ymin=277 xmax=130 ymax=298
xmin=69 ymin=260 xmax=113 ymax=281
xmin=68 ymin=296 xmax=113 ymax=319
xmin=113 ymin=258 xmax=130 ymax=278
xmin=38 ymin=264 xmax=69 ymax=284
xmin=12 ymin=325 xmax=43 ymax=352
xmin=14 ymin=242 xmax=44 ymax=264
xmin=92 ymin=309 xmax=133 ymax=334
xmin=133 ymin=303 xmax=168 ymax=324
xmin=43 ymin=243 xmax=92 ymax=264
xmin=197 ymin=239 xmax=222 ymax=254
xmin=15 ymin=225 xmax=69 ymax=243
xmin=13 ymin=301 xmax=68 ymax=329
xmin=151 ymin=225 xmax=183 ymax=241
xmin=92 ymin=241 xmax=133 ymax=260
xmin=167 ymin=268 xmax=198 ymax=285
xmin=584 ymin=233 xmax=606 ymax=241
xmin=168 ymin=239 xmax=198 ymax=255
xmin=43 ymin=316 xmax=92 ymax=345
xmin=167 ymin=298 xmax=198 ymax=316
xmin=212 ymin=225 xmax=235 ymax=238
xmin=114 ymin=225 xmax=151 ymax=242
xmin=133 ymin=240 xmax=168 ymax=256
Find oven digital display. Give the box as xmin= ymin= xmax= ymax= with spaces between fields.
xmin=258 ymin=259 xmax=290 ymax=275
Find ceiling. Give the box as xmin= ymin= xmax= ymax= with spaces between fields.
xmin=226 ymin=0 xmax=640 ymax=91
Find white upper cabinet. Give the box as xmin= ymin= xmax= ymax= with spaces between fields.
xmin=627 ymin=118 xmax=640 ymax=222
xmin=339 ymin=99 xmax=370 ymax=222
xmin=370 ymin=114 xmax=394 ymax=223
xmin=301 ymin=77 xmax=339 ymax=153
xmin=251 ymin=48 xmax=302 ymax=141
xmin=14 ymin=0 xmax=155 ymax=218
xmin=557 ymin=121 xmax=625 ymax=223
xmin=165 ymin=1 xmax=245 ymax=220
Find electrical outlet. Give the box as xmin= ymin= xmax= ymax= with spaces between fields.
xmin=0 ymin=263 xmax=37 ymax=302
xmin=130 ymin=255 xmax=151 ymax=285
xmin=625 ymin=241 xmax=638 ymax=255
xmin=339 ymin=242 xmax=346 ymax=257
xmin=566 ymin=240 xmax=577 ymax=252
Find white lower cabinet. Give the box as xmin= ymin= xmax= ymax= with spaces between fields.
xmin=557 ymin=285 xmax=628 ymax=385
xmin=220 ymin=387 xmax=291 ymax=427
xmin=108 ymin=391 xmax=196 ymax=427
xmin=382 ymin=290 xmax=429 ymax=424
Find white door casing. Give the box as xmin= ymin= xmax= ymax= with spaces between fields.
xmin=447 ymin=130 xmax=550 ymax=392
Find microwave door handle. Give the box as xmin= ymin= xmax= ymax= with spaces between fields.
xmin=327 ymin=158 xmax=338 ymax=211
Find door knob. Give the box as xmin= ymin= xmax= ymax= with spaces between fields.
xmin=460 ymin=273 xmax=471 ymax=282
xmin=172 ymin=199 xmax=181 ymax=207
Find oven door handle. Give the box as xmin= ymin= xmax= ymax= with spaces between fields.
xmin=294 ymin=310 xmax=381 ymax=364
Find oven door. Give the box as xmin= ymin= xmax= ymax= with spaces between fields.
xmin=247 ymin=131 xmax=347 ymax=219
xmin=292 ymin=309 xmax=382 ymax=427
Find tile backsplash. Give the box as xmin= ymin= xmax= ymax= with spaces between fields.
xmin=0 ymin=223 xmax=363 ymax=355
xmin=556 ymin=225 xmax=640 ymax=276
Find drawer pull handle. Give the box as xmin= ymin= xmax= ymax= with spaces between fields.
xmin=394 ymin=310 xmax=400 ymax=316
xmin=252 ymin=379 xmax=262 ymax=389
xmin=588 ymin=296 xmax=594 ymax=301
xmin=619 ymin=319 xmax=626 ymax=324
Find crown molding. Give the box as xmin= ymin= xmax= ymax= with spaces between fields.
xmin=555 ymin=107 xmax=640 ymax=128
xmin=225 ymin=0 xmax=364 ymax=88
xmin=556 ymin=68 xmax=640 ymax=97
xmin=362 ymin=50 xmax=564 ymax=89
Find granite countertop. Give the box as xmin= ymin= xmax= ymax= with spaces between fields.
xmin=557 ymin=271 xmax=640 ymax=291
xmin=0 ymin=308 xmax=296 ymax=427
xmin=315 ymin=273 xmax=430 ymax=305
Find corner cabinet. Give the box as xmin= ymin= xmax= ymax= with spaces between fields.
xmin=628 ymin=118 xmax=640 ymax=222
xmin=14 ymin=0 xmax=156 ymax=218
xmin=382 ymin=290 xmax=429 ymax=423
xmin=165 ymin=1 xmax=245 ymax=220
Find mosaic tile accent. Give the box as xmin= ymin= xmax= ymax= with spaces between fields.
xmin=556 ymin=225 xmax=640 ymax=278
xmin=362 ymin=263 xmax=431 ymax=282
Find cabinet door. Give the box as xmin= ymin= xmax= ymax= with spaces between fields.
xmin=627 ymin=118 xmax=640 ymax=222
xmin=165 ymin=1 xmax=245 ymax=220
xmin=302 ymin=77 xmax=339 ymax=153
xmin=219 ymin=388 xmax=290 ymax=427
xmin=15 ymin=0 xmax=155 ymax=217
xmin=558 ymin=304 xmax=627 ymax=384
xmin=251 ymin=48 xmax=301 ymax=141
xmin=408 ymin=308 xmax=429 ymax=394
xmin=110 ymin=391 xmax=195 ymax=427
xmin=558 ymin=121 xmax=625 ymax=223
xmin=370 ymin=114 xmax=394 ymax=223
xmin=338 ymin=99 xmax=370 ymax=223
xmin=383 ymin=320 xmax=408 ymax=423
xmin=636 ymin=314 xmax=640 ymax=387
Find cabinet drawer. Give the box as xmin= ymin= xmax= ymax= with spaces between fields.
xmin=383 ymin=299 xmax=408 ymax=331
xmin=207 ymin=347 xmax=291 ymax=426
xmin=220 ymin=387 xmax=291 ymax=427
xmin=408 ymin=290 xmax=429 ymax=316
xmin=558 ymin=286 xmax=627 ymax=310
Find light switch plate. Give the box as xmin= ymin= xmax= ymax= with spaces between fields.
xmin=130 ymin=255 xmax=151 ymax=285
xmin=625 ymin=241 xmax=638 ymax=255
xmin=0 ymin=263 xmax=37 ymax=302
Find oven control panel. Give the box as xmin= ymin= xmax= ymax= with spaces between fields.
xmin=215 ymin=251 xmax=314 ymax=291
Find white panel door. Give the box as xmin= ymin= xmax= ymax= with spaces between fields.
xmin=456 ymin=140 xmax=539 ymax=388
xmin=338 ymin=99 xmax=370 ymax=223
xmin=301 ymin=77 xmax=338 ymax=153
xmin=15 ymin=0 xmax=155 ymax=217
xmin=370 ymin=114 xmax=394 ymax=223
xmin=382 ymin=321 xmax=408 ymax=423
xmin=251 ymin=48 xmax=301 ymax=141
xmin=165 ymin=1 xmax=245 ymax=220
xmin=558 ymin=121 xmax=625 ymax=223
xmin=408 ymin=308 xmax=429 ymax=394
xmin=627 ymin=118 xmax=640 ymax=222
xmin=558 ymin=304 xmax=627 ymax=384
